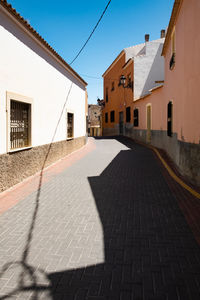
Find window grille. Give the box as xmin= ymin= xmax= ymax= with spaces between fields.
xmin=10 ymin=100 xmax=30 ymax=149
xmin=67 ymin=113 xmax=74 ymax=138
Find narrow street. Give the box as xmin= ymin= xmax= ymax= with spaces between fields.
xmin=0 ymin=137 xmax=200 ymax=300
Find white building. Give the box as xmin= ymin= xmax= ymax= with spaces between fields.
xmin=0 ymin=0 xmax=87 ymax=191
xmin=124 ymin=34 xmax=165 ymax=100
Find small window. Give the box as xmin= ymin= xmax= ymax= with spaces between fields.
xmin=127 ymin=74 xmax=132 ymax=89
xmin=133 ymin=108 xmax=139 ymax=127
xmin=167 ymin=102 xmax=173 ymax=136
xmin=10 ymin=100 xmax=31 ymax=150
xmin=126 ymin=107 xmax=131 ymax=122
xmin=170 ymin=28 xmax=175 ymax=70
xmin=105 ymin=112 xmax=108 ymax=123
xmin=118 ymin=75 xmax=122 ymax=86
xmin=111 ymin=82 xmax=115 ymax=91
xmin=106 ymin=87 xmax=108 ymax=102
xmin=67 ymin=112 xmax=74 ymax=138
xmin=110 ymin=110 xmax=115 ymax=123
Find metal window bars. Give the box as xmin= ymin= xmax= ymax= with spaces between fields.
xmin=10 ymin=100 xmax=30 ymax=149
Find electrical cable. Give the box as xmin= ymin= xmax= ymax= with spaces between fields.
xmin=69 ymin=0 xmax=111 ymax=65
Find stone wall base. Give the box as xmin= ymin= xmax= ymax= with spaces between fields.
xmin=103 ymin=125 xmax=119 ymax=136
xmin=0 ymin=136 xmax=86 ymax=192
xmin=125 ymin=127 xmax=200 ymax=187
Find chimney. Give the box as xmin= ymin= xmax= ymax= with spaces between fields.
xmin=145 ymin=34 xmax=150 ymax=42
xmin=160 ymin=29 xmax=166 ymax=38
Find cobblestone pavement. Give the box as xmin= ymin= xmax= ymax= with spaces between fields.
xmin=0 ymin=137 xmax=200 ymax=300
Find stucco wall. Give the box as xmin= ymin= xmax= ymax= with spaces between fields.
xmin=102 ymin=53 xmax=134 ymax=132
xmin=134 ymin=39 xmax=164 ymax=100
xmin=0 ymin=137 xmax=86 ymax=192
xmin=0 ymin=8 xmax=86 ymax=155
xmin=163 ymin=0 xmax=200 ymax=144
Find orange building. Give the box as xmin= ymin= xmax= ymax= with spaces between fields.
xmin=102 ymin=35 xmax=165 ymax=136
xmin=102 ymin=52 xmax=134 ymax=136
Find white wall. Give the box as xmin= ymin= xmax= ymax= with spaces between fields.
xmin=0 ymin=8 xmax=86 ymax=155
xmin=134 ymin=39 xmax=164 ymax=100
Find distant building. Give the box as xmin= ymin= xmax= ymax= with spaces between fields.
xmin=102 ymin=32 xmax=165 ymax=136
xmin=88 ymin=104 xmax=102 ymax=137
xmin=0 ymin=0 xmax=87 ymax=191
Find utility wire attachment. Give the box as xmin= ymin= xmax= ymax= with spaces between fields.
xmin=69 ymin=0 xmax=111 ymax=66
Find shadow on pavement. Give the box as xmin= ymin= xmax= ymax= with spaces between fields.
xmin=1 ymin=137 xmax=200 ymax=299
xmin=49 ymin=139 xmax=200 ymax=299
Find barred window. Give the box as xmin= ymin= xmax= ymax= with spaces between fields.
xmin=10 ymin=100 xmax=31 ymax=150
xmin=67 ymin=113 xmax=74 ymax=138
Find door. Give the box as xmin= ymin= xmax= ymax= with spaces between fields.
xmin=147 ymin=105 xmax=151 ymax=143
xmin=119 ymin=112 xmax=124 ymax=135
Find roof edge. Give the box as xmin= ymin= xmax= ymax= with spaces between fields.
xmin=0 ymin=0 xmax=87 ymax=86
xmin=102 ymin=51 xmax=125 ymax=78
xmin=161 ymin=0 xmax=183 ymax=56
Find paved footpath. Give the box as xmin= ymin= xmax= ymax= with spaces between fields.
xmin=0 ymin=137 xmax=200 ymax=300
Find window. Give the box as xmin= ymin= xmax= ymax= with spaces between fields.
xmin=105 ymin=112 xmax=108 ymax=123
xmin=133 ymin=108 xmax=139 ymax=127
xmin=127 ymin=73 xmax=132 ymax=89
xmin=170 ymin=28 xmax=175 ymax=70
xmin=126 ymin=107 xmax=131 ymax=122
xmin=10 ymin=100 xmax=31 ymax=150
xmin=111 ymin=81 xmax=115 ymax=91
xmin=7 ymin=92 xmax=32 ymax=152
xmin=118 ymin=75 xmax=122 ymax=86
xmin=106 ymin=87 xmax=108 ymax=102
xmin=110 ymin=110 xmax=115 ymax=122
xmin=67 ymin=112 xmax=74 ymax=138
xmin=167 ymin=101 xmax=173 ymax=136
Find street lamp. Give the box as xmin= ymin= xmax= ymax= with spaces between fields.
xmin=119 ymin=75 xmax=132 ymax=89
xmin=119 ymin=75 xmax=126 ymax=87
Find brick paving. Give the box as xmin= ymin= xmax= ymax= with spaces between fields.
xmin=0 ymin=136 xmax=200 ymax=300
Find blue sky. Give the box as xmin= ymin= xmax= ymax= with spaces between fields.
xmin=8 ymin=0 xmax=174 ymax=104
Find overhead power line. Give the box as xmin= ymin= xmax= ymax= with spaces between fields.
xmin=69 ymin=0 xmax=112 ymax=66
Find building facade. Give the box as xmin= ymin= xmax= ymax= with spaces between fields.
xmin=0 ymin=0 xmax=87 ymax=191
xmin=88 ymin=104 xmax=102 ymax=137
xmin=102 ymin=35 xmax=165 ymax=136
xmin=128 ymin=0 xmax=200 ymax=186
xmin=102 ymin=0 xmax=200 ymax=186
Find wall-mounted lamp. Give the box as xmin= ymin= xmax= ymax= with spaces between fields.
xmin=119 ymin=75 xmax=132 ymax=89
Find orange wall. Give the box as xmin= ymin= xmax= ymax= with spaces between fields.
xmin=103 ymin=52 xmax=134 ymax=128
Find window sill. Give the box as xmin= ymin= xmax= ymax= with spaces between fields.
xmin=8 ymin=146 xmax=32 ymax=153
xmin=67 ymin=137 xmax=74 ymax=140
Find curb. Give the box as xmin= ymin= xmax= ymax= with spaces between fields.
xmin=133 ymin=139 xmax=200 ymax=200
